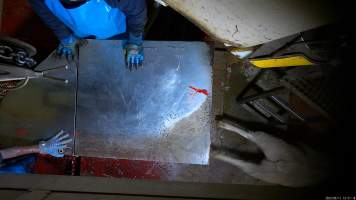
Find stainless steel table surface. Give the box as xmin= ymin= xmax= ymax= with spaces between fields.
xmin=75 ymin=40 xmax=212 ymax=164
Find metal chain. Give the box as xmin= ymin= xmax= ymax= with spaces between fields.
xmin=0 ymin=43 xmax=36 ymax=99
xmin=0 ymin=44 xmax=36 ymax=68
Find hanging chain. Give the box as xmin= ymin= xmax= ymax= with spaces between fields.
xmin=0 ymin=44 xmax=36 ymax=68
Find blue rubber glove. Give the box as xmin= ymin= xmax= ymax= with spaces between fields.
xmin=38 ymin=130 xmax=72 ymax=158
xmin=57 ymin=35 xmax=77 ymax=59
xmin=124 ymin=33 xmax=144 ymax=71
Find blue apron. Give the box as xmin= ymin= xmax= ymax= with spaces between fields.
xmin=45 ymin=0 xmax=126 ymax=39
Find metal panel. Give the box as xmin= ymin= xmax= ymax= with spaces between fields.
xmin=0 ymin=53 xmax=76 ymax=152
xmin=164 ymin=0 xmax=334 ymax=47
xmin=75 ymin=40 xmax=211 ymax=164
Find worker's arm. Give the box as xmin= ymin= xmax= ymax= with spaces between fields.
xmin=27 ymin=0 xmax=72 ymax=41
xmin=28 ymin=0 xmax=76 ymax=59
xmin=109 ymin=0 xmax=147 ymax=43
xmin=108 ymin=0 xmax=147 ymax=68
xmin=0 ymin=145 xmax=39 ymax=160
xmin=0 ymin=131 xmax=72 ymax=163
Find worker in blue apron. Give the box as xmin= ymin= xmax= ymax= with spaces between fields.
xmin=28 ymin=0 xmax=147 ymax=68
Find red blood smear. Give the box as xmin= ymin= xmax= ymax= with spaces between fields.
xmin=32 ymin=154 xmax=69 ymax=175
xmin=16 ymin=128 xmax=29 ymax=137
xmin=32 ymin=155 xmax=188 ymax=180
xmin=189 ymin=86 xmax=208 ymax=96
xmin=80 ymin=157 xmax=165 ymax=180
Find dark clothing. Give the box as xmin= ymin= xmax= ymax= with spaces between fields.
xmin=0 ymin=152 xmax=3 ymax=164
xmin=0 ymin=155 xmax=35 ymax=174
xmin=27 ymin=0 xmax=147 ymax=40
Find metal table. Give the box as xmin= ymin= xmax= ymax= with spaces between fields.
xmin=76 ymin=40 xmax=212 ymax=164
xmin=0 ymin=40 xmax=212 ymax=165
xmin=0 ymin=54 xmax=76 ymax=151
